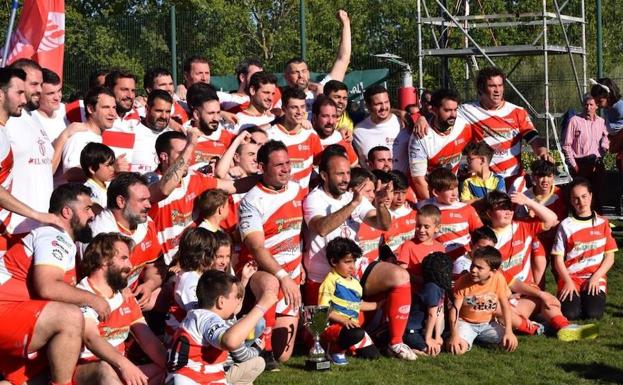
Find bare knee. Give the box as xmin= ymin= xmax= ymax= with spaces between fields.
xmin=386 ymin=264 xmax=409 ymax=286
xmin=250 ymin=272 xmax=279 ymax=296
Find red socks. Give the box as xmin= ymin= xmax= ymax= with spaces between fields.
xmin=550 ymin=315 xmax=570 ymax=331
xmin=262 ymin=304 xmax=277 ymax=351
xmin=386 ymin=282 xmax=411 ymax=345
xmin=516 ymin=316 xmax=538 ymax=335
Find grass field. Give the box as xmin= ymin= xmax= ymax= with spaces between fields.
xmin=257 ymin=228 xmax=623 ymax=385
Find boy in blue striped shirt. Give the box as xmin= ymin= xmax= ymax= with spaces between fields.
xmin=460 ymin=142 xmax=505 ymax=203
xmin=318 ymin=237 xmax=381 ymax=364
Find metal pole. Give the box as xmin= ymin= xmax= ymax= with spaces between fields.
xmin=596 ymin=0 xmax=603 ymax=78
xmin=553 ymin=0 xmax=582 ymax=103
xmin=299 ymin=0 xmax=306 ymax=61
xmin=542 ymin=0 xmax=550 ymax=149
xmin=581 ymin=0 xmax=587 ymax=92
xmin=417 ymin=0 xmax=423 ymax=91
xmin=2 ymin=0 xmax=20 ymax=67
xmin=170 ymin=5 xmax=178 ymax=87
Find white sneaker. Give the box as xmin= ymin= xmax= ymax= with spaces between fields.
xmin=387 ymin=343 xmax=417 ymax=361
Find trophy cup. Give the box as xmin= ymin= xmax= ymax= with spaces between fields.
xmin=301 ymin=305 xmax=331 ymax=371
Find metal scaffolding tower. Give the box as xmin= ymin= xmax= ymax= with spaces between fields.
xmin=416 ymin=0 xmax=587 ymax=173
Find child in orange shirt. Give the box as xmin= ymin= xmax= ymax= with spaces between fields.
xmin=448 ymin=246 xmax=517 ymax=355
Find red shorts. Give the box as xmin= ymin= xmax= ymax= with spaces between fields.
xmin=0 ymin=300 xmax=49 ymax=383
xmin=303 ymin=280 xmax=321 ymax=306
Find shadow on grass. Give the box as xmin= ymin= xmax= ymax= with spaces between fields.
xmin=606 ymin=303 xmax=623 ymax=318
xmin=558 ymin=362 xmax=623 ymax=383
xmin=606 ymin=343 xmax=623 ymax=350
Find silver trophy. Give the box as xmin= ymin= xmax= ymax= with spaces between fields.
xmin=301 ymin=305 xmax=331 ymax=371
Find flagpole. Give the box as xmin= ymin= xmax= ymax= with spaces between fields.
xmin=2 ymin=0 xmax=20 ymax=67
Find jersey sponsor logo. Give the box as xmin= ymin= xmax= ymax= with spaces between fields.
xmin=275 ymin=217 xmax=302 ymax=233
xmin=573 ymin=241 xmax=602 ymax=253
xmin=512 ymin=240 xmax=524 ymax=247
xmin=102 ymin=325 xmax=131 ymax=340
xmin=140 ymin=240 xmax=152 ymax=251
xmin=292 ymin=200 xmax=302 ymax=208
xmin=52 ymin=248 xmax=65 ymax=261
xmin=447 ymin=213 xmax=463 ymax=219
xmin=185 ymin=192 xmax=198 ymax=202
xmin=465 ymin=293 xmax=498 ymax=312
xmin=119 ymin=306 xmax=132 ymax=316
xmin=589 ymin=230 xmax=602 ymax=237
xmin=297 ymin=144 xmax=310 ymax=151
xmin=171 ymin=209 xmax=192 ymax=227
xmin=500 ymin=253 xmax=523 ymax=271
xmin=454 ymin=138 xmax=465 ymax=146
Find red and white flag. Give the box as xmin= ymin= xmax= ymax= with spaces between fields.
xmin=6 ymin=0 xmax=65 ymax=79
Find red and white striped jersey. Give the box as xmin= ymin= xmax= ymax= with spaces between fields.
xmin=266 ymin=125 xmax=323 ymax=192
xmin=88 ymin=210 xmax=162 ymax=289
xmin=384 ymin=205 xmax=417 ymax=254
xmin=238 ymin=181 xmax=304 ymax=315
xmin=417 ymin=198 xmax=482 ymax=261
xmin=168 ymin=309 xmax=229 ymax=385
xmin=165 ymin=270 xmax=201 ymax=339
xmin=77 ymin=277 xmax=144 ymax=362
xmin=171 ymin=101 xmax=189 ymax=124
xmin=233 ymin=110 xmax=274 ymax=135
xmin=461 ymin=101 xmax=538 ymax=178
xmin=317 ymin=130 xmax=359 ymax=167
xmin=0 ymin=226 xmax=76 ymax=302
xmin=190 ymin=127 xmax=235 ymax=171
xmin=494 ymin=220 xmax=543 ymax=285
xmin=408 ymin=123 xmax=471 ymax=178
xmin=0 ymin=126 xmax=13 ymax=242
xmin=551 ymin=216 xmax=617 ymax=292
xmin=355 ymin=222 xmax=383 ymax=280
xmin=149 ymin=170 xmax=217 ymax=265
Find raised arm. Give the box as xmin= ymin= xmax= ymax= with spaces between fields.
xmin=326 ymin=10 xmax=351 ymax=82
xmin=510 ymin=192 xmax=558 ymax=230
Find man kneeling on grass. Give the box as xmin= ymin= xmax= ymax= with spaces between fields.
xmin=448 ymin=246 xmax=517 ymax=355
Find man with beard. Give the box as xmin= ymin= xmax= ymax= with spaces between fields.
xmin=234 ymin=71 xmax=277 ymax=134
xmin=132 ymin=90 xmax=173 ymax=173
xmin=86 ymin=173 xmax=163 ymax=311
xmin=75 ymin=232 xmax=166 ymax=385
xmin=311 ymin=96 xmax=358 ymax=167
xmin=6 ymin=61 xmax=76 ymax=236
xmin=104 ymin=69 xmax=141 ymax=131
xmin=143 ymin=67 xmax=188 ymax=132
xmin=0 ymin=67 xmax=63 ymax=252
xmin=302 ymin=149 xmax=417 ymax=360
xmin=409 ymin=89 xmax=472 ymax=200
xmin=284 ymin=10 xmax=351 ymax=119
xmin=237 ymin=140 xmax=306 ymax=369
xmin=0 ymin=183 xmax=108 ymax=385
xmin=353 ymin=85 xmax=408 ymax=174
xmin=186 ymin=89 xmax=234 ymax=172
xmin=415 ymin=68 xmax=551 ymax=193
xmin=147 ymin=130 xmax=240 ymax=264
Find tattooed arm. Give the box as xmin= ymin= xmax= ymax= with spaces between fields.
xmin=148 ymin=127 xmax=200 ymax=203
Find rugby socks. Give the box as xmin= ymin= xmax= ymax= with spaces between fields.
xmin=550 ymin=315 xmax=570 ymax=331
xmin=516 ymin=316 xmax=539 ymax=335
xmin=386 ymin=282 xmax=411 ymax=345
xmin=262 ymin=304 xmax=277 ymax=351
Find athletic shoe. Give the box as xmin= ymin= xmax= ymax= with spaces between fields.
xmin=557 ymin=323 xmax=599 ymax=341
xmin=387 ymin=343 xmax=418 ymax=361
xmin=261 ymin=350 xmax=281 ymax=372
xmin=533 ymin=321 xmax=546 ymax=336
xmin=329 ymin=352 xmax=348 ymax=365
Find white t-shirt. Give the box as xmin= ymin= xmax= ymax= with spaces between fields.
xmin=131 ymin=122 xmax=164 ymax=174
xmin=5 ymin=111 xmax=54 ymax=234
xmin=352 ymin=114 xmax=403 ymax=170
xmin=61 ymin=130 xmax=102 ymax=175
xmin=303 ymin=186 xmax=374 ymax=283
xmin=32 ymin=103 xmax=69 ymax=142
xmin=83 ymin=178 xmax=108 ymax=209
xmin=174 ymin=270 xmax=201 ymax=312
xmin=232 ymin=111 xmax=274 ymax=134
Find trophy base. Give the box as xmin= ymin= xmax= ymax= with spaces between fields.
xmin=305 ymin=359 xmax=331 ymax=371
